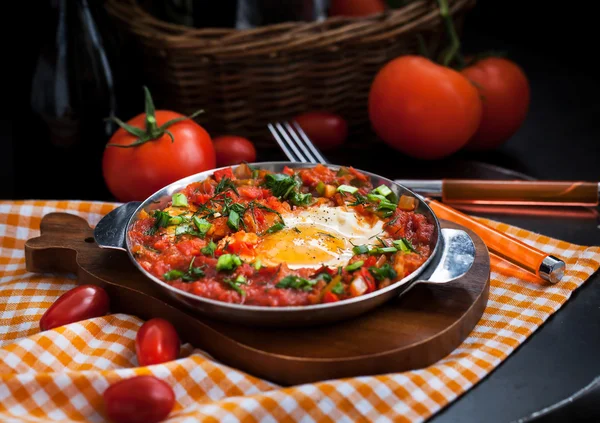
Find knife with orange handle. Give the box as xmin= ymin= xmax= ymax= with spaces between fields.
xmin=396 ymin=179 xmax=600 ymax=207
xmin=424 ymin=198 xmax=565 ymax=284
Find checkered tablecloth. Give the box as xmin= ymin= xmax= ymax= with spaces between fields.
xmin=1 ymin=200 xmax=599 ymax=422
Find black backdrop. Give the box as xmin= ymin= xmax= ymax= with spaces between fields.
xmin=5 ymin=0 xmax=599 ymax=201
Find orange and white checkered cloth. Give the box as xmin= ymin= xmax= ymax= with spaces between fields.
xmin=1 ymin=200 xmax=599 ymax=423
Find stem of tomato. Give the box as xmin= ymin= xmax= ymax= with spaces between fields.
xmin=105 ymin=86 xmax=204 ymax=149
xmin=437 ymin=0 xmax=465 ymax=69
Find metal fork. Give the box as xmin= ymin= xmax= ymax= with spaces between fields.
xmin=267 ymin=121 xmax=330 ymax=164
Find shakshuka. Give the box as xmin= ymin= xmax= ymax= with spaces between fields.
xmin=128 ymin=164 xmax=435 ymax=306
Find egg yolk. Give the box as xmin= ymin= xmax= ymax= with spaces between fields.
xmin=254 ymin=225 xmax=347 ymax=268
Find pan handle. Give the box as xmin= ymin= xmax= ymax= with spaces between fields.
xmin=93 ymin=202 xmax=142 ymax=251
xmin=414 ymin=228 xmax=476 ymax=284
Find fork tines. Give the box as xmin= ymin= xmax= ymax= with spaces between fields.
xmin=267 ymin=121 xmax=330 ymax=165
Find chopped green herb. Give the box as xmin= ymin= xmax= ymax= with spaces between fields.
xmin=331 ymin=282 xmax=344 ymax=295
xmin=145 ymin=210 xmax=172 ymax=235
xmin=276 ymin=275 xmax=317 ymax=291
xmin=175 ymin=223 xmax=199 ymax=236
xmin=352 ymin=244 xmax=370 ymax=255
xmin=369 ymin=246 xmax=398 ymax=255
xmin=314 ymin=272 xmax=332 ymax=282
xmin=318 ymin=231 xmax=336 ymax=239
xmin=372 ymin=184 xmax=392 ymax=197
xmin=215 ymin=177 xmax=239 ymax=196
xmin=216 ymin=254 xmax=242 ymax=271
xmin=289 ymin=190 xmax=312 ymax=206
xmin=348 ymin=193 xmax=367 ymax=206
xmin=193 ymin=216 xmax=212 ymax=236
xmin=292 ymin=227 xmax=301 ymax=233
xmin=393 ymin=238 xmax=418 ymax=253
xmin=264 ymin=173 xmax=312 ymax=207
xmin=201 ymin=240 xmax=217 ymax=256
xmin=264 ymin=222 xmax=285 ymax=235
xmin=163 ymin=269 xmax=185 ymax=280
xmin=369 ymin=263 xmax=397 ymax=281
xmin=253 ymin=259 xmax=262 ymax=270
xmin=337 ymin=184 xmax=358 ymax=194
xmin=264 ymin=173 xmax=297 ymax=198
xmin=163 ymin=259 xmax=205 ymax=282
xmin=227 ymin=209 xmax=240 ymax=230
xmin=168 ymin=215 xmax=185 ymax=225
xmin=336 ymin=166 xmax=350 ymax=176
xmin=224 ymin=275 xmax=247 ymax=296
xmin=345 ymin=260 xmax=364 ymax=272
xmin=172 ymin=193 xmax=188 ymax=207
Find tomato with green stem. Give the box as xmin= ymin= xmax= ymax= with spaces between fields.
xmin=102 ymin=87 xmax=216 ymax=202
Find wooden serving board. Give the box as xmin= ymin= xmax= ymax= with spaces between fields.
xmin=24 ymin=212 xmax=490 ymax=386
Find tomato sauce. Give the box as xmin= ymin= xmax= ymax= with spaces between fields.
xmin=128 ymin=164 xmax=435 ymax=306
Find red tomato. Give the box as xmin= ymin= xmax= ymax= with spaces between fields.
xmin=368 ymin=55 xmax=482 ymax=160
xmin=294 ymin=111 xmax=348 ymax=151
xmin=102 ymin=87 xmax=216 ymax=203
xmin=135 ymin=318 xmax=180 ymax=366
xmin=40 ymin=285 xmax=109 ymax=331
xmin=103 ymin=375 xmax=175 ymax=423
xmin=329 ymin=0 xmax=386 ymax=17
xmin=461 ymin=57 xmax=530 ymax=150
xmin=212 ymin=135 xmax=256 ymax=167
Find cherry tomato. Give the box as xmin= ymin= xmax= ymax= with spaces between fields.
xmin=212 ymin=135 xmax=257 ymax=167
xmin=329 ymin=0 xmax=386 ymax=17
xmin=102 ymin=87 xmax=216 ymax=203
xmin=135 ymin=318 xmax=180 ymax=366
xmin=39 ymin=285 xmax=109 ymax=331
xmin=368 ymin=55 xmax=482 ymax=160
xmin=461 ymin=57 xmax=530 ymax=150
xmin=103 ymin=375 xmax=175 ymax=423
xmin=293 ymin=111 xmax=348 ymax=151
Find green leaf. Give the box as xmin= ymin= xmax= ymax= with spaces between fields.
xmin=201 ymin=240 xmax=217 ymax=256
xmin=276 ymin=275 xmax=317 ymax=291
xmin=369 ymin=263 xmax=398 ymax=281
xmin=264 ymin=173 xmax=298 ymax=198
xmin=264 ymin=222 xmax=285 ymax=235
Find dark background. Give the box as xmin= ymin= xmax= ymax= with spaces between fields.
xmin=3 ymin=1 xmax=600 ymax=422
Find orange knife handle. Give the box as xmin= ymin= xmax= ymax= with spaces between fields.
xmin=427 ymin=199 xmax=564 ymax=283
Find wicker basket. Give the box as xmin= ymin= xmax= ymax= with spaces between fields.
xmin=105 ymin=0 xmax=476 ymax=150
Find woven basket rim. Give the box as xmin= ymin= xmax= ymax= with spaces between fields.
xmin=105 ymin=0 xmax=474 ymax=51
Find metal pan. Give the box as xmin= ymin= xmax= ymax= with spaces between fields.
xmin=94 ymin=162 xmax=476 ymax=327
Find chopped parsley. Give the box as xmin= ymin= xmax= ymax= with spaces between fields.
xmin=275 ymin=275 xmax=318 ymax=291
xmin=263 ymin=173 xmax=312 ymax=206
xmin=201 ymin=240 xmax=217 ymax=256
xmin=369 ymin=263 xmax=397 ymax=281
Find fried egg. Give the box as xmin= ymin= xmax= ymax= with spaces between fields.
xmin=254 ymin=205 xmax=387 ymax=269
